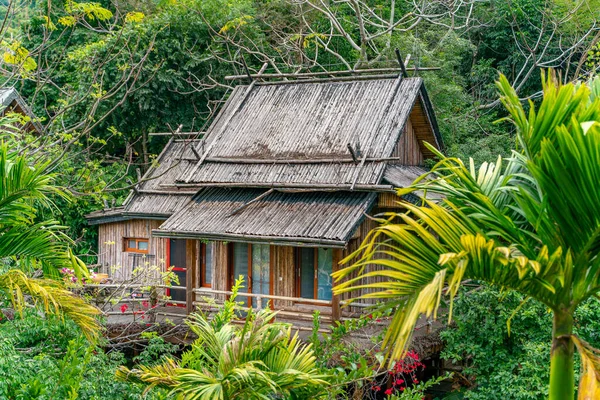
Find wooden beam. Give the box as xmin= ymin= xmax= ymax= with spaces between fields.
xmin=162 ymin=182 xmax=395 ymax=192
xmin=149 ymin=132 xmax=204 ymax=137
xmin=178 ymin=156 xmax=409 ymax=164
xmin=331 ymin=248 xmax=342 ymax=323
xmin=255 ymin=74 xmax=399 ymax=85
xmin=224 ymin=67 xmax=440 ymax=81
xmin=186 ymin=239 xmax=198 ymax=314
xmin=395 ymin=48 xmax=408 ymax=78
xmin=226 ymin=188 xmax=274 ymax=217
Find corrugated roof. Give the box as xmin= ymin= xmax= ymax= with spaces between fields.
xmin=181 ymin=78 xmax=426 ymax=186
xmin=383 ymin=164 xmax=442 ymax=201
xmin=383 ymin=165 xmax=427 ymax=188
xmin=153 ymin=188 xmax=377 ymax=247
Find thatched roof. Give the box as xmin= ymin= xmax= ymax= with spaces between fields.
xmin=180 ymin=77 xmax=439 ymax=187
xmin=153 ymin=188 xmax=376 ymax=247
xmin=87 ymin=75 xmax=441 ymax=245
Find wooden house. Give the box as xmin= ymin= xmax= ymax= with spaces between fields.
xmin=86 ymin=73 xmax=442 ymax=324
xmin=0 ymin=87 xmax=44 ymax=134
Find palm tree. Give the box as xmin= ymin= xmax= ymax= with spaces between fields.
xmin=0 ymin=141 xmax=99 ymax=339
xmin=118 ymin=282 xmax=329 ymax=399
xmin=333 ymin=72 xmax=600 ymax=400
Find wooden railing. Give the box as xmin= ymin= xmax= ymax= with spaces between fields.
xmin=193 ymin=287 xmax=333 ymax=308
xmin=80 ymin=283 xmax=373 ymax=328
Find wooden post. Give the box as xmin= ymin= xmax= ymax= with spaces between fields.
xmin=331 ymin=249 xmax=341 ymax=323
xmin=186 ymin=240 xmax=198 ymax=314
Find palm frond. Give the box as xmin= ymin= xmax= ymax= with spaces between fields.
xmin=0 ymin=269 xmax=100 ymax=341
xmin=119 ymin=309 xmax=329 ymax=399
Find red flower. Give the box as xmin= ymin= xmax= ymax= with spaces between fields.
xmin=413 ymin=379 xmax=419 ymax=384
xmin=395 ymin=379 xmax=404 ymax=385
xmin=120 ymin=304 xmax=128 ymax=313
xmin=373 ymin=385 xmax=381 ymax=392
xmin=384 ymin=388 xmax=393 ymax=395
xmin=142 ymin=300 xmax=149 ymax=308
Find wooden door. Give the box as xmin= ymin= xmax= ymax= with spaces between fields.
xmin=167 ymin=238 xmax=187 ymax=304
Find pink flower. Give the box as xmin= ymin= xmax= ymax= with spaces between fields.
xmin=142 ymin=300 xmax=149 ymax=308
xmin=120 ymin=304 xmax=128 ymax=313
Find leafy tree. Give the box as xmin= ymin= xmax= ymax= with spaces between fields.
xmin=441 ymin=286 xmax=600 ymax=399
xmin=334 ymin=72 xmax=600 ymax=399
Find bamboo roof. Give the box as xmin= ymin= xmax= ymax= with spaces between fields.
xmin=87 ymin=75 xmax=442 ymax=245
xmin=180 ymin=77 xmax=440 ymax=186
xmin=153 ymin=188 xmax=376 ymax=247
xmin=0 ymin=87 xmax=44 ymax=134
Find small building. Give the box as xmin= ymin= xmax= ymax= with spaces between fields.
xmin=86 ymin=73 xmax=442 ymax=324
xmin=0 ymin=87 xmax=44 ymax=134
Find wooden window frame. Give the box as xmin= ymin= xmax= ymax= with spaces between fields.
xmin=124 ymin=237 xmax=149 ymax=254
xmin=227 ymin=243 xmax=273 ymax=307
xmin=200 ymin=242 xmax=212 ymax=288
xmin=295 ymin=247 xmax=334 ymax=303
xmin=295 ymin=248 xmax=318 ymax=301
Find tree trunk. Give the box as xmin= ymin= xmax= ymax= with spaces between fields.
xmin=549 ymin=310 xmax=574 ymax=400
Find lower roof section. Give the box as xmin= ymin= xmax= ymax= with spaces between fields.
xmin=153 ymin=188 xmax=377 ymax=248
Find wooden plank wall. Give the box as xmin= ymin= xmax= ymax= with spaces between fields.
xmin=271 ymin=246 xmax=295 ymax=307
xmin=97 ymin=219 xmax=167 ymax=281
xmin=211 ymin=241 xmax=229 ymax=301
xmin=392 ymin=119 xmax=423 ymax=165
xmin=409 ymin=98 xmax=438 ymax=158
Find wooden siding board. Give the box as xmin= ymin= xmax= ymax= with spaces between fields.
xmin=97 ymin=219 xmax=166 ymax=282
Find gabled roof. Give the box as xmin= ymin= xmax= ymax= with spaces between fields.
xmin=179 ymin=77 xmax=440 ymax=188
xmin=87 ymin=75 xmax=442 ymax=245
xmin=153 ymin=188 xmax=376 ymax=247
xmin=0 ymin=87 xmax=44 ymax=134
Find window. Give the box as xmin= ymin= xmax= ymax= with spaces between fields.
xmin=125 ymin=238 xmax=149 ymax=253
xmin=296 ymin=248 xmax=333 ymax=301
xmin=201 ymin=242 xmax=213 ymax=287
xmin=230 ymin=243 xmax=271 ymax=307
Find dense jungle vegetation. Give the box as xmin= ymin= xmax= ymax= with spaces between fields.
xmin=2 ymin=0 xmax=600 ymax=398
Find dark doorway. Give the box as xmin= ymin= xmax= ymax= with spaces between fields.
xmin=168 ymin=239 xmax=187 ymax=303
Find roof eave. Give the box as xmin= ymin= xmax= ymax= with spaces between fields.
xmin=418 ymin=83 xmax=444 ymax=152
xmin=86 ymin=212 xmax=170 ymax=225
xmin=151 ymin=229 xmax=348 ymax=248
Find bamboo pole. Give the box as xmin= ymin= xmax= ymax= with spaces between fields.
xmin=224 ymin=67 xmax=440 ymax=81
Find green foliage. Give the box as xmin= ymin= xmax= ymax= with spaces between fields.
xmin=133 ymin=331 xmax=179 ymax=366
xmin=334 ymin=73 xmax=600 ymax=398
xmin=119 ymin=278 xmax=330 ymax=399
xmin=441 ymin=286 xmax=600 ymax=399
xmin=0 ymin=311 xmax=166 ymax=399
